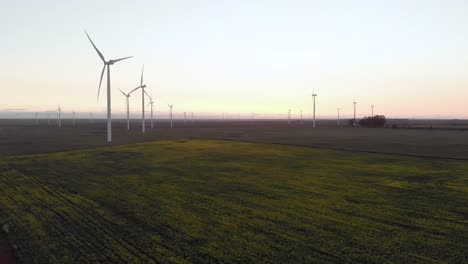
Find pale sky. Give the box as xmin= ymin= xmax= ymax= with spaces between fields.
xmin=1 ymin=0 xmax=468 ymax=118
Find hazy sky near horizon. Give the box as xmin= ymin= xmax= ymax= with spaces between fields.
xmin=1 ymin=0 xmax=468 ymax=118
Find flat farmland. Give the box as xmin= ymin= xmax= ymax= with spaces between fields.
xmin=0 ymin=140 xmax=466 ymax=263
xmin=1 ymin=119 xmax=468 ymax=159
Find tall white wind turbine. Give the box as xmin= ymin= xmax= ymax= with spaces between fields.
xmin=119 ymin=90 xmax=132 ymax=130
xmin=57 ymin=105 xmax=62 ymax=128
xmin=72 ymin=110 xmax=76 ymax=126
xmin=300 ymin=110 xmax=303 ymax=125
xmin=168 ymin=104 xmax=173 ymax=128
xmin=312 ymin=91 xmax=317 ymax=128
xmin=337 ymin=108 xmax=341 ymax=126
xmin=353 ymin=98 xmax=357 ymax=127
xmin=128 ymin=65 xmax=147 ymax=133
xmin=371 ymin=104 xmax=374 ymax=117
xmin=146 ymin=96 xmax=154 ymax=129
xmin=85 ymin=30 xmax=132 ymax=142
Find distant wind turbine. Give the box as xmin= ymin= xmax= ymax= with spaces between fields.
xmin=57 ymin=105 xmax=62 ymax=128
xmin=300 ymin=110 xmax=303 ymax=125
xmin=85 ymin=30 xmax=132 ymax=142
xmin=128 ymin=65 xmax=147 ymax=133
xmin=168 ymin=104 xmax=173 ymax=128
xmin=35 ymin=112 xmax=39 ymax=126
xmin=353 ymin=98 xmax=357 ymax=127
xmin=184 ymin=112 xmax=187 ymax=126
xmin=337 ymin=108 xmax=340 ymax=126
xmin=119 ymin=89 xmax=132 ymax=130
xmin=147 ymin=96 xmax=154 ymax=129
xmin=312 ymin=91 xmax=317 ymax=128
xmin=371 ymin=104 xmax=374 ymax=117
xmin=72 ymin=110 xmax=76 ymax=126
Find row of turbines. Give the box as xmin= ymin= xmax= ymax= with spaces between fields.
xmin=287 ymin=93 xmax=376 ymax=127
xmin=84 ymin=30 xmax=376 ymax=142
xmin=33 ymin=108 xmax=199 ymax=128
xmin=85 ymin=30 xmax=174 ymax=142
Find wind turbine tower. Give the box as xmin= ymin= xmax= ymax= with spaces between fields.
xmin=148 ymin=97 xmax=154 ymax=129
xmin=168 ymin=104 xmax=173 ymax=128
xmin=353 ymin=99 xmax=357 ymax=127
xmin=288 ymin=109 xmax=291 ymax=126
xmin=85 ymin=30 xmax=132 ymax=142
xmin=72 ymin=111 xmax=76 ymax=126
xmin=337 ymin=108 xmax=340 ymax=126
xmin=312 ymin=91 xmax=317 ymax=128
xmin=57 ymin=105 xmax=61 ymax=128
xmin=184 ymin=112 xmax=187 ymax=126
xmin=371 ymin=104 xmax=374 ymax=117
xmin=119 ymin=90 xmax=132 ymax=130
xmin=300 ymin=110 xmax=303 ymax=125
xmin=35 ymin=112 xmax=39 ymax=126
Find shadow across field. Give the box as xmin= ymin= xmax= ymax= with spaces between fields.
xmin=1 ymin=119 xmax=468 ymax=159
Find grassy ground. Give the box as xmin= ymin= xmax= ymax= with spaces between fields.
xmin=0 ymin=140 xmax=466 ymax=263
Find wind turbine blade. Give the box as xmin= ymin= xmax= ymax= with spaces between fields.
xmin=97 ymin=65 xmax=106 ymax=101
xmin=119 ymin=89 xmax=127 ymax=96
xmin=146 ymin=102 xmax=151 ymax=107
xmin=129 ymin=86 xmax=141 ymax=94
xmin=144 ymin=89 xmax=151 ymax=98
xmin=140 ymin=65 xmax=144 ymax=86
xmin=111 ymin=56 xmax=133 ymax=64
xmin=84 ymin=30 xmax=105 ymax=62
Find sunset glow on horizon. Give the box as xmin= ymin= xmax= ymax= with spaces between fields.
xmin=1 ymin=0 xmax=468 ymax=119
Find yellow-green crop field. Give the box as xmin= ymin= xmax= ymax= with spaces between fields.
xmin=0 ymin=140 xmax=466 ymax=263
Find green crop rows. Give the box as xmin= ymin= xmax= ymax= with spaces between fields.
xmin=0 ymin=140 xmax=466 ymax=263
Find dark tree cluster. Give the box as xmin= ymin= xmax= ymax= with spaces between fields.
xmin=358 ymin=115 xmax=386 ymax=127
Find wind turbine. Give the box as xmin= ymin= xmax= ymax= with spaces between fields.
xmin=337 ymin=108 xmax=340 ymax=126
xmin=72 ymin=110 xmax=76 ymax=126
xmin=127 ymin=65 xmax=147 ymax=133
xmin=147 ymin=96 xmax=154 ymax=129
xmin=371 ymin=104 xmax=374 ymax=117
xmin=119 ymin=89 xmax=132 ymax=130
xmin=168 ymin=104 xmax=173 ymax=128
xmin=312 ymin=91 xmax=317 ymax=128
xmin=57 ymin=105 xmax=61 ymax=128
xmin=85 ymin=30 xmax=133 ymax=142
xmin=35 ymin=112 xmax=39 ymax=126
xmin=300 ymin=110 xmax=303 ymax=125
xmin=353 ymin=98 xmax=357 ymax=127
xmin=184 ymin=112 xmax=187 ymax=126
